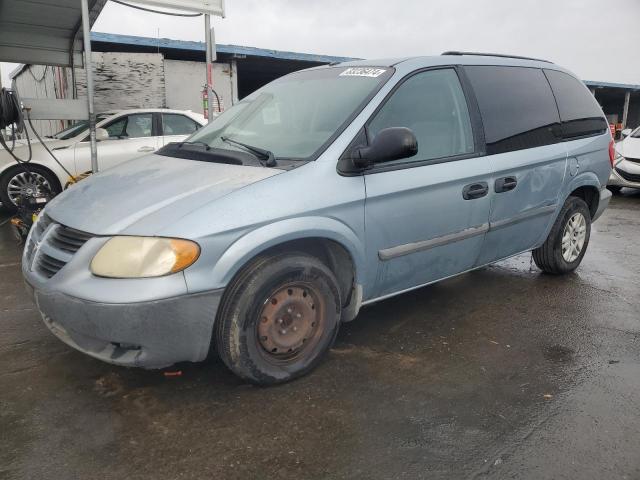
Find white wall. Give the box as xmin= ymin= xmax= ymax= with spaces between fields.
xmin=164 ymin=59 xmax=237 ymax=115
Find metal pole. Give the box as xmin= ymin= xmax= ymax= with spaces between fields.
xmin=205 ymin=14 xmax=215 ymax=123
xmin=622 ymin=91 xmax=631 ymax=130
xmin=81 ymin=0 xmax=98 ymax=172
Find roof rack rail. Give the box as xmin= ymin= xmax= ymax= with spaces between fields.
xmin=441 ymin=51 xmax=553 ymax=64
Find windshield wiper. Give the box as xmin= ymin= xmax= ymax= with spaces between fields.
xmin=221 ymin=136 xmax=276 ymax=167
xmin=176 ymin=140 xmax=211 ymax=150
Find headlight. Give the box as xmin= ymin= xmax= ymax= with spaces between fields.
xmin=614 ymin=152 xmax=624 ymax=165
xmin=91 ymin=237 xmax=200 ymax=278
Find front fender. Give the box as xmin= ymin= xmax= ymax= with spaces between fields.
xmin=209 ymin=216 xmax=367 ymax=289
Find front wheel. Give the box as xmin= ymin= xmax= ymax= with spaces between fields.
xmin=215 ymin=253 xmax=341 ymax=385
xmin=533 ymin=196 xmax=591 ymax=274
xmin=0 ymin=166 xmax=60 ymax=212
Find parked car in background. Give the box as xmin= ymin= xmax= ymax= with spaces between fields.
xmin=23 ymin=54 xmax=612 ymax=385
xmin=0 ymin=109 xmax=206 ymax=210
xmin=609 ymin=126 xmax=640 ymax=193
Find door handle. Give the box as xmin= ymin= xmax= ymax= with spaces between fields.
xmin=462 ymin=182 xmax=489 ymax=200
xmin=138 ymin=146 xmax=155 ymax=152
xmin=495 ymin=176 xmax=518 ymax=193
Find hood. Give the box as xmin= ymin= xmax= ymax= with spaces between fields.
xmin=45 ymin=154 xmax=282 ymax=235
xmin=616 ymin=136 xmax=640 ymax=160
xmin=0 ymin=138 xmax=73 ymax=162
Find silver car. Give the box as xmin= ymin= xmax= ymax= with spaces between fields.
xmin=22 ymin=53 xmax=612 ymax=385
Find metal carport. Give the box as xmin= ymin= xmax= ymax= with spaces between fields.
xmin=0 ymin=0 xmax=106 ymax=66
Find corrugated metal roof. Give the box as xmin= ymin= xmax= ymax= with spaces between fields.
xmin=585 ymin=80 xmax=640 ymax=91
xmin=91 ymin=32 xmax=357 ymax=64
xmin=0 ymin=0 xmax=106 ymax=66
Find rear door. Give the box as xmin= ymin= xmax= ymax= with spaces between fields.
xmin=362 ymin=67 xmax=492 ymax=299
xmin=74 ymin=113 xmax=160 ymax=173
xmin=161 ymin=113 xmax=202 ymax=145
xmin=464 ymin=66 xmax=568 ymax=264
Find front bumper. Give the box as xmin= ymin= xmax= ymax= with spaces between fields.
xmin=608 ymin=159 xmax=640 ymax=189
xmin=26 ymin=282 xmax=223 ymax=368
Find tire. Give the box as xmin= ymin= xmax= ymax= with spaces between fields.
xmin=607 ymin=185 xmax=622 ymax=195
xmin=215 ymin=252 xmax=341 ymax=385
xmin=533 ymin=196 xmax=591 ymax=274
xmin=0 ymin=165 xmax=61 ymax=212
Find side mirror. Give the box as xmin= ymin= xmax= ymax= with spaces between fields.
xmin=95 ymin=128 xmax=109 ymax=141
xmin=621 ymin=128 xmax=632 ymax=138
xmin=353 ymin=127 xmax=418 ymax=168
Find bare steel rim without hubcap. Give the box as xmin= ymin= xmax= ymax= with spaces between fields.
xmin=561 ymin=212 xmax=587 ymax=262
xmin=7 ymin=171 xmax=52 ymax=205
xmin=257 ymin=284 xmax=325 ymax=362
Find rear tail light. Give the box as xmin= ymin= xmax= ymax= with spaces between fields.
xmin=609 ymin=139 xmax=615 ymax=168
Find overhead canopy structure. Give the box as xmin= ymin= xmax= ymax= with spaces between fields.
xmin=133 ymin=0 xmax=225 ymax=16
xmin=0 ymin=0 xmax=107 ymax=66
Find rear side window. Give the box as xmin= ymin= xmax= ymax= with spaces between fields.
xmin=543 ymin=69 xmax=607 ymax=139
xmin=162 ymin=114 xmax=201 ymax=136
xmin=465 ymin=66 xmax=560 ymax=155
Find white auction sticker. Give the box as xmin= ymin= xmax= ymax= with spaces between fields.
xmin=339 ymin=67 xmax=387 ymax=78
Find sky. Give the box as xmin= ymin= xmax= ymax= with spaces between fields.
xmin=2 ymin=0 xmax=640 ymax=88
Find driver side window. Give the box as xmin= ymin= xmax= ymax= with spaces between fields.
xmin=368 ymin=69 xmax=474 ymax=163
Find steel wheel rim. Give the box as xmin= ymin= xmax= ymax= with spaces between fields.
xmin=7 ymin=171 xmax=51 ymax=205
xmin=257 ymin=283 xmax=325 ymax=363
xmin=561 ymin=212 xmax=586 ymax=262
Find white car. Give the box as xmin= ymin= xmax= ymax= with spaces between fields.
xmin=609 ymin=126 xmax=640 ymax=193
xmin=0 ymin=109 xmax=206 ymax=209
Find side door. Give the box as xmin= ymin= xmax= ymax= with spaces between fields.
xmin=74 ymin=113 xmax=160 ymax=174
xmin=160 ymin=113 xmax=202 ymax=145
xmin=362 ymin=67 xmax=493 ymax=299
xmin=463 ymin=66 xmax=568 ymax=265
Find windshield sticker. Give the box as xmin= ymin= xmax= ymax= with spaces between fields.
xmin=340 ymin=67 xmax=387 ymax=78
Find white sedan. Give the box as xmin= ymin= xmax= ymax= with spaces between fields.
xmin=0 ymin=109 xmax=206 ymax=210
xmin=609 ymin=126 xmax=640 ymax=193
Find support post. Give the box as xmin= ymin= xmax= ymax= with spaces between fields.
xmin=205 ymin=14 xmax=215 ymax=123
xmin=81 ymin=0 xmax=98 ymax=173
xmin=622 ymin=91 xmax=631 ymax=129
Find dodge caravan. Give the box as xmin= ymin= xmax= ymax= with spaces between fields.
xmin=22 ymin=53 xmax=613 ymax=385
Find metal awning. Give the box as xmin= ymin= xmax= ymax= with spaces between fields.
xmin=0 ymin=0 xmax=107 ymax=66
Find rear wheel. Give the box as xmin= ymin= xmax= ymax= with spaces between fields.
xmin=215 ymin=252 xmax=341 ymax=385
xmin=533 ymin=196 xmax=591 ymax=274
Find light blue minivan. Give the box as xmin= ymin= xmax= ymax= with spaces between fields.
xmin=23 ymin=52 xmax=613 ymax=384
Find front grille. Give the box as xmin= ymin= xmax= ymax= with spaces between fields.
xmin=626 ymin=157 xmax=640 ymax=164
xmin=616 ymin=167 xmax=640 ymax=183
xmin=37 ymin=253 xmax=67 ymax=278
xmin=25 ymin=215 xmax=94 ymax=279
xmin=48 ymin=225 xmax=93 ymax=253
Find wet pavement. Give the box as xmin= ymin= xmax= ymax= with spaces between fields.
xmin=1 ymin=192 xmax=639 ymax=480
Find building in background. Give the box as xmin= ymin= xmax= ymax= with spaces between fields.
xmin=10 ymin=32 xmax=353 ymax=137
xmin=586 ymin=81 xmax=640 ymax=138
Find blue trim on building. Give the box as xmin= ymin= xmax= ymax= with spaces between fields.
xmin=585 ymin=80 xmax=640 ymax=91
xmin=91 ymin=32 xmax=356 ymax=64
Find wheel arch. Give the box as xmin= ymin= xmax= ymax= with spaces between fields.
xmin=210 ymin=217 xmax=366 ymax=319
xmin=564 ymin=172 xmax=602 ymax=219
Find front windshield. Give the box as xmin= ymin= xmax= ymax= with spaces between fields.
xmin=187 ymin=66 xmax=393 ymax=160
xmin=52 ymin=114 xmax=110 ymax=140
